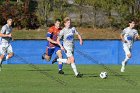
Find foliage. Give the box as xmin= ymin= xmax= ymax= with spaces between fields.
xmin=0 ymin=0 xmax=39 ymax=29
xmin=1 ymin=0 xmax=140 ymax=29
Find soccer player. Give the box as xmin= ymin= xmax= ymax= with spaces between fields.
xmin=0 ymin=18 xmax=14 ymax=71
xmin=120 ymin=20 xmax=139 ymax=72
xmin=52 ymin=17 xmax=83 ymax=78
xmin=42 ymin=19 xmax=64 ymax=74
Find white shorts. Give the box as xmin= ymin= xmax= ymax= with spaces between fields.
xmin=64 ymin=46 xmax=73 ymax=57
xmin=123 ymin=43 xmax=132 ymax=55
xmin=0 ymin=43 xmax=13 ymax=55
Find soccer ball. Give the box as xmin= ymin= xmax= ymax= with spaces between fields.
xmin=99 ymin=72 xmax=108 ymax=79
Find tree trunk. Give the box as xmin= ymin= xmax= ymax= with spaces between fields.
xmin=79 ymin=0 xmax=84 ymax=27
xmin=92 ymin=6 xmax=96 ymax=28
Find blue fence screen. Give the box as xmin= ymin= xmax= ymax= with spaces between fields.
xmin=4 ymin=40 xmax=140 ymax=65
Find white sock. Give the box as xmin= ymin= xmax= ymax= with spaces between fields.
xmin=122 ymin=56 xmax=129 ymax=66
xmin=71 ymin=63 xmax=78 ymax=76
xmin=57 ymin=58 xmax=67 ymax=63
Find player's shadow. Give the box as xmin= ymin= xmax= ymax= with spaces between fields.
xmin=83 ymin=73 xmax=99 ymax=77
xmin=83 ymin=74 xmax=129 ymax=78
xmin=63 ymin=73 xmax=75 ymax=76
xmin=109 ymin=74 xmax=130 ymax=77
xmin=63 ymin=73 xmax=98 ymax=77
xmin=27 ymin=69 xmax=52 ymax=72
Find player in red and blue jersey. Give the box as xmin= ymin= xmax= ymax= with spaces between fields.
xmin=42 ymin=19 xmax=64 ymax=74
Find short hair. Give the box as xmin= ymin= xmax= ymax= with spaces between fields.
xmin=7 ymin=17 xmax=13 ymax=21
xmin=55 ymin=18 xmax=61 ymax=23
xmin=128 ymin=19 xmax=135 ymax=24
xmin=7 ymin=16 xmax=12 ymax=19
xmin=63 ymin=17 xmax=71 ymax=23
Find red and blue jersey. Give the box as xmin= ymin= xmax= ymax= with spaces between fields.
xmin=46 ymin=26 xmax=61 ymax=48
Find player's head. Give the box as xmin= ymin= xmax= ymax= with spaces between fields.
xmin=63 ymin=17 xmax=71 ymax=28
xmin=7 ymin=17 xmax=13 ymax=26
xmin=54 ymin=18 xmax=61 ymax=28
xmin=128 ymin=20 xmax=135 ymax=28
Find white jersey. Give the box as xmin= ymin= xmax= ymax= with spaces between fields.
xmin=58 ymin=27 xmax=79 ymax=48
xmin=121 ymin=27 xmax=138 ymax=46
xmin=0 ymin=24 xmax=13 ymax=55
xmin=0 ymin=24 xmax=12 ymax=43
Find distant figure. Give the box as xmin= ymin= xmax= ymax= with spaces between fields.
xmin=42 ymin=19 xmax=64 ymax=74
xmin=120 ymin=20 xmax=139 ymax=72
xmin=0 ymin=18 xmax=14 ymax=71
xmin=52 ymin=17 xmax=83 ymax=78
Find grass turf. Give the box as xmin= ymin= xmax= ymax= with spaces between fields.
xmin=12 ymin=28 xmax=121 ymax=40
xmin=0 ymin=64 xmax=140 ymax=93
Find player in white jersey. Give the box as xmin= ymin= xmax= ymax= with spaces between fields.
xmin=52 ymin=17 xmax=83 ymax=77
xmin=120 ymin=20 xmax=139 ymax=72
xmin=0 ymin=18 xmax=14 ymax=71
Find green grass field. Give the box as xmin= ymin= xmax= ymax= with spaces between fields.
xmin=12 ymin=28 xmax=121 ymax=40
xmin=0 ymin=64 xmax=140 ymax=93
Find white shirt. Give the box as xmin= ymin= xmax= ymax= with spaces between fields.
xmin=121 ymin=27 xmax=138 ymax=46
xmin=58 ymin=27 xmax=79 ymax=48
xmin=0 ymin=24 xmax=12 ymax=43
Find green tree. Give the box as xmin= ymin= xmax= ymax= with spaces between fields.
xmin=35 ymin=0 xmax=50 ymax=26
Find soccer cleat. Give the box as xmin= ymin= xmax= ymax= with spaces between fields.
xmin=58 ymin=70 xmax=64 ymax=74
xmin=42 ymin=53 xmax=46 ymax=60
xmin=52 ymin=57 xmax=58 ymax=64
xmin=121 ymin=66 xmax=125 ymax=72
xmin=76 ymin=73 xmax=83 ymax=78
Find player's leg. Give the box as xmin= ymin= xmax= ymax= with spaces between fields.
xmin=66 ymin=50 xmax=83 ymax=77
xmin=42 ymin=47 xmax=53 ymax=61
xmin=69 ymin=56 xmax=83 ymax=77
xmin=56 ymin=49 xmax=64 ymax=74
xmin=54 ymin=50 xmax=79 ymax=76
xmin=0 ymin=45 xmax=6 ymax=71
xmin=52 ymin=49 xmax=69 ymax=64
xmin=121 ymin=44 xmax=131 ymax=72
xmin=44 ymin=54 xmax=51 ymax=61
xmin=6 ymin=44 xmax=14 ymax=60
xmin=53 ymin=49 xmax=71 ymax=64
xmin=0 ymin=55 xmax=4 ymax=71
xmin=0 ymin=54 xmax=4 ymax=65
xmin=55 ymin=58 xmax=68 ymax=64
xmin=69 ymin=56 xmax=78 ymax=75
xmin=52 ymin=48 xmax=83 ymax=77
xmin=52 ymin=48 xmax=77 ymax=74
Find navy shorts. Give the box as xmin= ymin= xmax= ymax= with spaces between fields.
xmin=46 ymin=46 xmax=61 ymax=56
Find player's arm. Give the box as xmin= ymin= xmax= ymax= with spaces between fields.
xmin=0 ymin=33 xmax=11 ymax=37
xmin=46 ymin=28 xmax=57 ymax=44
xmin=74 ymin=27 xmax=83 ymax=45
xmin=0 ymin=26 xmax=11 ymax=37
xmin=120 ymin=30 xmax=127 ymax=43
xmin=120 ymin=34 xmax=124 ymax=41
xmin=77 ymin=34 xmax=83 ymax=45
xmin=47 ymin=37 xmax=57 ymax=44
xmin=57 ymin=30 xmax=64 ymax=50
xmin=134 ymin=31 xmax=139 ymax=40
xmin=134 ymin=34 xmax=139 ymax=40
xmin=57 ymin=37 xmax=64 ymax=50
